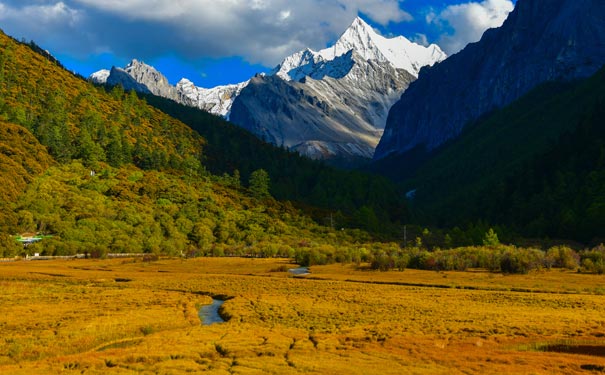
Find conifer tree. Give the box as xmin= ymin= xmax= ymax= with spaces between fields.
xmin=249 ymin=169 xmax=270 ymax=198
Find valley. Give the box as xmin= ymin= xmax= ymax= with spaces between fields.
xmin=1 ymin=257 xmax=605 ymax=374
xmin=1 ymin=0 xmax=605 ymax=373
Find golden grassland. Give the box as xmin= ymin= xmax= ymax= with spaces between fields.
xmin=1 ymin=257 xmax=605 ymax=374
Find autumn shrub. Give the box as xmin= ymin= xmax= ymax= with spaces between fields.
xmin=407 ymin=249 xmax=432 ymax=270
xmin=544 ymin=246 xmax=580 ymax=270
xmin=0 ymin=234 xmax=22 ymax=257
xmin=499 ymin=247 xmax=544 ymax=274
xmin=370 ymin=252 xmax=394 ymax=271
xmin=580 ymin=244 xmax=605 ymax=274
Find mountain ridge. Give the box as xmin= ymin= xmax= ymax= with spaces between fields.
xmin=375 ymin=0 xmax=605 ymax=161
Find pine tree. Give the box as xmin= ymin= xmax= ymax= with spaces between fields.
xmin=483 ymin=228 xmax=500 ymax=247
xmin=249 ymin=169 xmax=270 ymax=198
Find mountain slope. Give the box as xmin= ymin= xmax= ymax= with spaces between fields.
xmin=403 ymin=66 xmax=605 ymax=242
xmin=0 ymin=120 xmax=53 ymax=200
xmin=143 ymin=92 xmax=409 ymax=229
xmin=375 ymin=0 xmax=605 ymax=161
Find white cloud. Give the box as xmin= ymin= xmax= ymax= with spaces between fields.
xmin=0 ymin=0 xmax=410 ymax=67
xmin=0 ymin=1 xmax=84 ymax=50
xmin=431 ymin=0 xmax=514 ymax=54
xmin=0 ymin=2 xmax=82 ymax=27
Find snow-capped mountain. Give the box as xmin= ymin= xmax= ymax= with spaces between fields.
xmin=230 ymin=17 xmax=445 ymax=162
xmin=90 ymin=69 xmax=110 ymax=84
xmin=90 ymin=16 xmax=446 ymax=162
xmin=231 ymin=50 xmax=414 ymax=161
xmin=90 ymin=60 xmax=248 ymax=118
xmin=271 ymin=17 xmax=445 ymax=81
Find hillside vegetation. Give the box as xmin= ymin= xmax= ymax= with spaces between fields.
xmin=0 ymin=30 xmax=381 ymax=257
xmin=144 ymin=94 xmax=408 ymax=231
xmin=0 ymin=33 xmax=204 ymax=170
xmin=397 ymin=66 xmax=605 ymax=243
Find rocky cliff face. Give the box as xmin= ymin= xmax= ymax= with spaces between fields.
xmin=121 ymin=59 xmax=179 ymax=101
xmin=231 ymin=51 xmax=414 ymax=160
xmin=105 ymin=66 xmax=151 ymax=94
xmin=375 ymin=0 xmax=605 ymax=161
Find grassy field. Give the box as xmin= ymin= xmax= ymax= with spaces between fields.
xmin=1 ymin=257 xmax=605 ymax=374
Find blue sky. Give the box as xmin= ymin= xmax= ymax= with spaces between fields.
xmin=0 ymin=0 xmax=515 ymax=88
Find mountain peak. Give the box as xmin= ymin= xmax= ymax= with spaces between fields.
xmin=349 ymin=16 xmax=373 ymax=30
xmin=272 ymin=17 xmax=446 ymax=81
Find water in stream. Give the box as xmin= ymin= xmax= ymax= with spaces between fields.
xmin=199 ymin=299 xmax=225 ymax=325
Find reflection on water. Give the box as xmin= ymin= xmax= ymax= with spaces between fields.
xmin=199 ymin=299 xmax=225 ymax=325
xmin=288 ymin=267 xmax=310 ymax=275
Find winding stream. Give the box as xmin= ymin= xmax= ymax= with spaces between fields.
xmin=198 ymin=299 xmax=225 ymax=325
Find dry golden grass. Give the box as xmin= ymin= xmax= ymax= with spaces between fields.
xmin=1 ymin=257 xmax=605 ymax=374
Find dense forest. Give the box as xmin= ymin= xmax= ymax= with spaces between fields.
xmin=143 ymin=94 xmax=408 ymax=231
xmin=387 ymin=66 xmax=605 ymax=244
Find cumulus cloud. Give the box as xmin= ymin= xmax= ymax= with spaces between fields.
xmin=0 ymin=0 xmax=412 ymax=67
xmin=0 ymin=1 xmax=90 ymax=52
xmin=0 ymin=2 xmax=82 ymax=33
xmin=430 ymin=0 xmax=514 ymax=54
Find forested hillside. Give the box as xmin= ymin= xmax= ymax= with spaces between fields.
xmin=0 ymin=34 xmax=204 ymax=170
xmin=400 ymin=66 xmax=605 ymax=243
xmin=144 ymin=94 xmax=408 ymax=230
xmin=0 ymin=30 xmax=386 ymax=257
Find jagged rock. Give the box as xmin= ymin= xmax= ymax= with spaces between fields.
xmin=90 ymin=60 xmax=247 ymax=118
xmin=231 ymin=51 xmax=414 ymax=161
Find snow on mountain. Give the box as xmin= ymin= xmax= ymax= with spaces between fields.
xmin=272 ymin=17 xmax=446 ymax=81
xmin=90 ymin=61 xmax=248 ymax=118
xmin=89 ymin=69 xmax=110 ymax=84
xmin=176 ymin=78 xmax=248 ymax=118
xmin=88 ymin=16 xmax=447 ymax=162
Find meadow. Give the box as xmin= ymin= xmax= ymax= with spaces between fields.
xmin=1 ymin=257 xmax=605 ymax=374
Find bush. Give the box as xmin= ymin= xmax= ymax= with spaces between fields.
xmin=545 ymin=246 xmax=579 ymax=270
xmin=581 ymin=245 xmax=605 ymax=274
xmin=500 ymin=248 xmax=544 ymax=274
xmin=0 ymin=234 xmax=21 ymax=257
